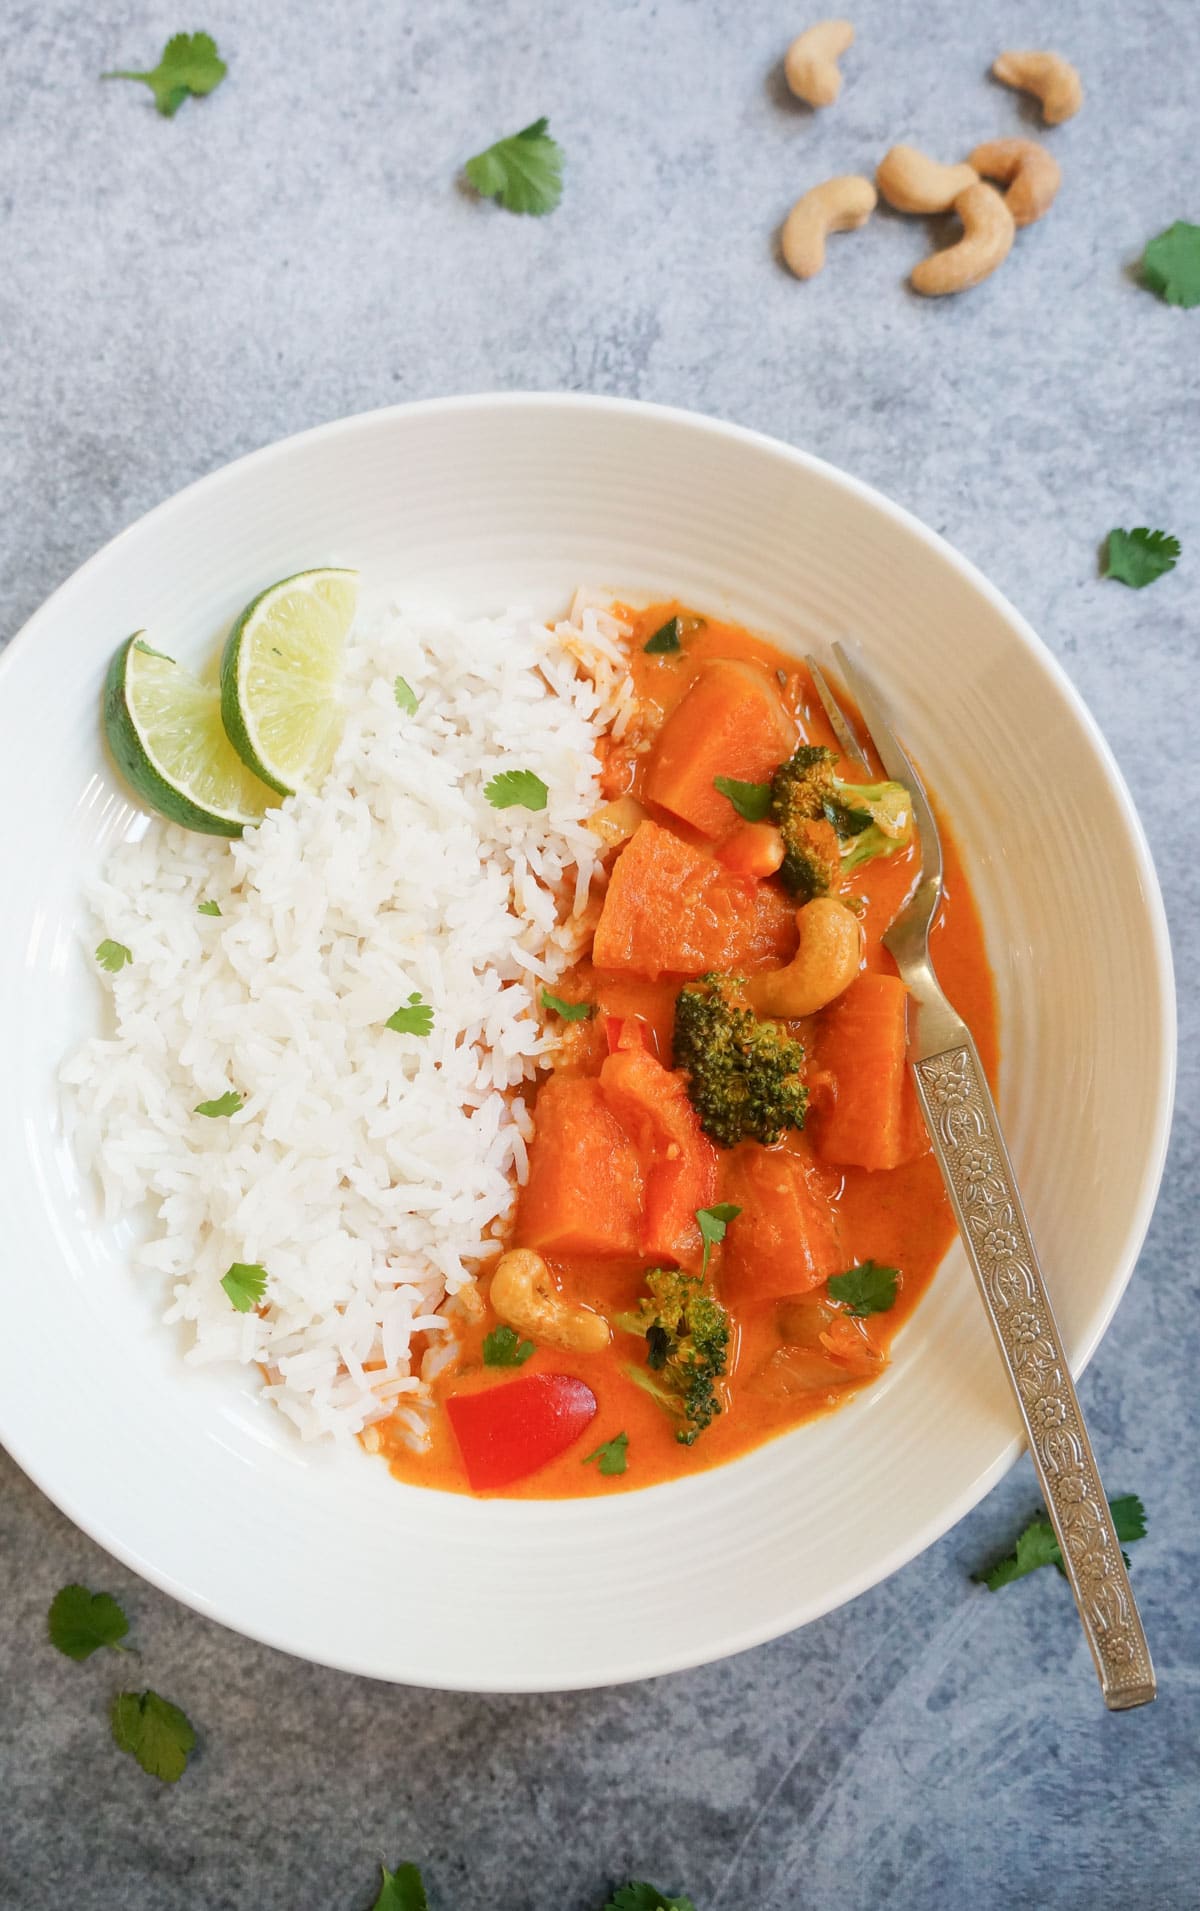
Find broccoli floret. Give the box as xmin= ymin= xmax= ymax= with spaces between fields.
xmin=616 ymin=1268 xmax=730 ymax=1445
xmin=770 ymin=744 xmax=913 ymax=900
xmin=673 ymin=973 xmax=808 ymax=1148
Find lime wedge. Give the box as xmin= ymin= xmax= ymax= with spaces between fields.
xmin=104 ymin=636 xmax=279 ymax=838
xmin=219 ymin=568 xmax=357 ymax=797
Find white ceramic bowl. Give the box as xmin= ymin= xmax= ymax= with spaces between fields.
xmin=0 ymin=395 xmax=1174 ymax=1691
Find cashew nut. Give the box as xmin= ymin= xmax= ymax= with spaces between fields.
xmin=876 ymin=145 xmax=979 ymax=215
xmin=743 ymin=897 xmax=862 ymax=1019
xmin=489 ymin=1249 xmax=610 ymax=1355
xmin=968 ymin=138 xmax=1061 ymax=229
xmin=784 ymin=20 xmax=855 ymax=107
xmin=992 ymin=49 xmax=1083 ymax=125
xmin=910 ymin=182 xmax=1015 ymax=297
xmin=782 ymin=175 xmax=877 ymax=281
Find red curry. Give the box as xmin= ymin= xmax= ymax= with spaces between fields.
xmin=381 ymin=603 xmax=997 ymax=1497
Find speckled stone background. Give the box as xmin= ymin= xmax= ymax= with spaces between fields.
xmin=2 ymin=2 xmax=1197 ymax=1906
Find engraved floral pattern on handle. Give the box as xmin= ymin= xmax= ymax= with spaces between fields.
xmin=915 ymin=1045 xmax=1155 ymax=1706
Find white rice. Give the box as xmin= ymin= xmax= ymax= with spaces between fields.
xmin=61 ymin=591 xmax=634 ymax=1442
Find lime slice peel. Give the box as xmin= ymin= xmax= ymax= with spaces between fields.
xmin=220 ymin=568 xmax=358 ymax=797
xmin=104 ymin=636 xmax=278 ymax=838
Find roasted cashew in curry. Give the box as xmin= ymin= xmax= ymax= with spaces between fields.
xmin=744 ymin=897 xmax=862 ymax=1019
xmin=490 ymin=1249 xmax=611 ymax=1354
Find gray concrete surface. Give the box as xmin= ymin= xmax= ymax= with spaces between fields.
xmin=1 ymin=2 xmax=1197 ymax=1906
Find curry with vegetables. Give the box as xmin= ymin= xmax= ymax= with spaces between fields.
xmin=382 ymin=603 xmax=997 ymax=1496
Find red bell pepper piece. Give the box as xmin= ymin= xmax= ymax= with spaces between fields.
xmin=446 ymin=1374 xmax=598 ymax=1490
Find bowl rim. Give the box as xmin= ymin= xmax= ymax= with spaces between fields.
xmin=0 ymin=391 xmax=1177 ymax=1688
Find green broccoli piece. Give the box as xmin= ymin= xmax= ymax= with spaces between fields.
xmin=616 ymin=1268 xmax=730 ymax=1445
xmin=673 ymin=973 xmax=808 ymax=1147
xmin=770 ymin=744 xmax=913 ymax=900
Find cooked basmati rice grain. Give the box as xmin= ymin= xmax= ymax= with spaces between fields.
xmin=62 ymin=597 xmax=630 ymax=1442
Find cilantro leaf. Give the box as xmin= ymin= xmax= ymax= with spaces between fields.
xmin=109 ymin=1689 xmax=196 ymax=1783
xmin=1105 ymin=527 xmax=1180 ymax=589
xmin=95 ymin=939 xmax=132 ymax=973
xmin=696 ymin=1203 xmax=741 ymax=1276
xmin=644 ymin=617 xmax=683 ymax=655
xmin=196 ymin=900 xmax=221 ymax=916
xmin=713 ymin=775 xmax=771 ymax=822
xmin=221 ymin=1263 xmax=268 ymax=1312
xmin=541 ymin=987 xmax=593 ymax=1022
xmin=1141 ymin=220 xmax=1200 ymax=309
xmin=464 ymin=118 xmax=563 ymax=215
xmin=605 ymin=1887 xmax=697 ymax=1911
xmin=102 ymin=31 xmax=227 ymax=118
xmin=194 ymin=1090 xmax=242 ymax=1118
xmin=484 ymin=769 xmax=549 ymax=811
xmin=583 ymin=1431 xmax=629 ymax=1476
xmin=48 ymin=1584 xmax=130 ymax=1661
xmin=386 ymin=992 xmax=435 ymax=1037
xmin=975 ymin=1495 xmax=1147 ymax=1591
xmin=394 ymin=676 xmax=419 ymax=715
xmin=827 ymin=1259 xmax=898 ymax=1317
xmin=482 ymin=1324 xmax=535 ymax=1367
xmin=371 ymin=1864 xmax=428 ymax=1911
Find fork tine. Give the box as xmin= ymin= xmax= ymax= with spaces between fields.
xmin=804 ymin=653 xmax=870 ymax=771
xmin=829 ymin=641 xmax=944 ymax=897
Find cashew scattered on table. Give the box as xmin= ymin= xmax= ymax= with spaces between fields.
xmin=876 ymin=144 xmax=979 ymax=215
xmin=784 ymin=19 xmax=855 ymax=107
xmin=910 ymin=181 xmax=1015 ymax=296
xmin=490 ymin=1249 xmax=610 ymax=1355
xmin=992 ymin=49 xmax=1083 ymax=124
xmin=782 ymin=175 xmax=877 ymax=280
xmin=744 ymin=897 xmax=862 ymax=1019
xmin=968 ymin=138 xmax=1061 ymax=228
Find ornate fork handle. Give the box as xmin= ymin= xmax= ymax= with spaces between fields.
xmin=913 ymin=1035 xmax=1156 ymax=1710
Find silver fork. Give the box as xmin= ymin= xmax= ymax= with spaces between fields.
xmin=808 ymin=641 xmax=1156 ymax=1712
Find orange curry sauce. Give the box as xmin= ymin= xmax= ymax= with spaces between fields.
xmin=382 ymin=603 xmax=998 ymax=1497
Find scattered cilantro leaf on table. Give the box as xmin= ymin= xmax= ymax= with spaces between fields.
xmin=484 ymin=769 xmax=549 ymax=811
xmin=371 ymin=1864 xmax=429 ymax=1911
xmin=975 ymin=1495 xmax=1147 ymax=1591
xmin=221 ymin=1263 xmax=268 ymax=1312
xmin=483 ymin=1325 xmax=535 ymax=1368
xmin=464 ymin=118 xmax=563 ymax=215
xmin=110 ymin=1689 xmax=195 ymax=1783
xmin=713 ymin=775 xmax=771 ymax=822
xmin=394 ymin=676 xmax=419 ymax=715
xmin=604 ymin=1887 xmax=698 ymax=1911
xmin=541 ymin=987 xmax=593 ymax=1022
xmin=643 ymin=617 xmax=683 ymax=655
xmin=95 ymin=939 xmax=132 ymax=973
xmin=102 ymin=31 xmax=227 ymax=118
xmin=583 ymin=1431 xmax=629 ymax=1476
xmin=827 ymin=1259 xmax=898 ymax=1318
xmin=696 ymin=1203 xmax=741 ymax=1276
xmin=1105 ymin=527 xmax=1180 ymax=589
xmin=1141 ymin=221 xmax=1200 ymax=309
xmin=194 ymin=1090 xmax=242 ymax=1118
xmin=48 ymin=1584 xmax=130 ymax=1661
xmin=197 ymin=899 xmax=221 ymax=916
xmin=386 ymin=992 xmax=435 ymax=1036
